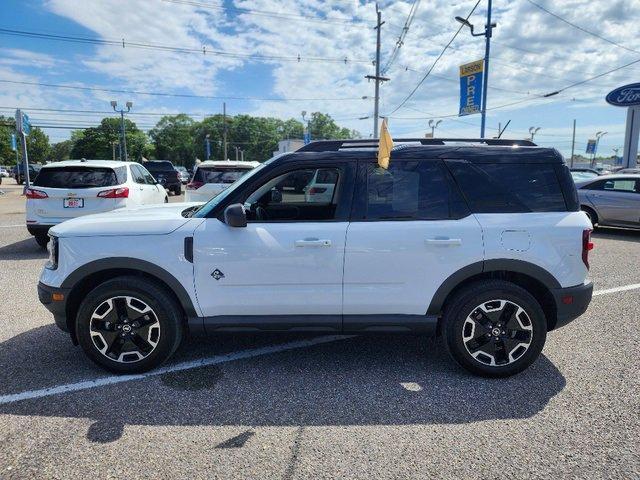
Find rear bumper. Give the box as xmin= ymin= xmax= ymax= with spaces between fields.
xmin=38 ymin=281 xmax=70 ymax=332
xmin=550 ymin=281 xmax=593 ymax=330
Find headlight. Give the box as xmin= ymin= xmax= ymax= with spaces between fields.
xmin=45 ymin=235 xmax=58 ymax=270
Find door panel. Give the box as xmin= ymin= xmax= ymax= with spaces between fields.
xmin=193 ymin=219 xmax=347 ymax=321
xmin=586 ymin=179 xmax=640 ymax=226
xmin=343 ymin=216 xmax=483 ymax=315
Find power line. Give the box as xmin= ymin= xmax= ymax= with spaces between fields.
xmin=525 ymin=0 xmax=640 ymax=55
xmin=0 ymin=79 xmax=367 ymax=102
xmin=0 ymin=28 xmax=370 ymax=64
xmin=387 ymin=0 xmax=482 ymax=115
xmin=381 ymin=0 xmax=421 ymax=74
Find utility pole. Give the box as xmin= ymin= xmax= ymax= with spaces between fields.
xmin=240 ymin=150 xmax=244 ymax=162
xmin=365 ymin=3 xmax=389 ymax=138
xmin=223 ymin=102 xmax=228 ymax=160
xmin=205 ymin=134 xmax=211 ymax=160
xmin=234 ymin=146 xmax=239 ymax=161
xmin=570 ymin=119 xmax=576 ymax=167
xmin=111 ymin=141 xmax=118 ymax=161
xmin=111 ymin=101 xmax=132 ymax=161
xmin=480 ymin=0 xmax=493 ymax=138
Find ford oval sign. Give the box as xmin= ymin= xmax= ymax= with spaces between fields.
xmin=606 ymin=83 xmax=640 ymax=107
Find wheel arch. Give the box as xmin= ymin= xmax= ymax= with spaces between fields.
xmin=428 ymin=260 xmax=560 ymax=331
xmin=61 ymin=258 xmax=197 ymax=342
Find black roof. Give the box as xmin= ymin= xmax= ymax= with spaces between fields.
xmin=289 ymin=138 xmax=564 ymax=164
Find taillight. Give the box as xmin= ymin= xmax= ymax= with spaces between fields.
xmin=24 ymin=188 xmax=48 ymax=199
xmin=582 ymin=229 xmax=594 ymax=269
xmin=97 ymin=187 xmax=129 ymax=198
xmin=186 ymin=181 xmax=204 ymax=190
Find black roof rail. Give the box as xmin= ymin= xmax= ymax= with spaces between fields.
xmin=297 ymin=138 xmax=536 ymax=152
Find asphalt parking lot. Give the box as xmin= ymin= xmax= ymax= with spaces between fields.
xmin=0 ymin=178 xmax=638 ymax=479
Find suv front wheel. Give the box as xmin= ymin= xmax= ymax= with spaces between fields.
xmin=76 ymin=276 xmax=184 ymax=374
xmin=442 ymin=280 xmax=547 ymax=378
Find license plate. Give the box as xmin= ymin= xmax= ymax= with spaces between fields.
xmin=63 ymin=198 xmax=84 ymax=208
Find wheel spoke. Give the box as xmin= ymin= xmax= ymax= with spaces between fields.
xmin=497 ymin=302 xmax=517 ymax=329
xmin=465 ymin=334 xmax=492 ymax=354
xmin=130 ymin=333 xmax=154 ymax=354
xmin=105 ymin=335 xmax=126 ymax=359
xmin=113 ymin=297 xmax=129 ymax=321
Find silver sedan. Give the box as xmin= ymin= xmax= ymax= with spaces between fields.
xmin=576 ymin=174 xmax=640 ymax=229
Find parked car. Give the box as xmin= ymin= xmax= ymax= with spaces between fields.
xmin=617 ymin=167 xmax=640 ymax=174
xmin=26 ymin=159 xmax=168 ymax=248
xmin=0 ymin=166 xmax=9 ymax=178
xmin=576 ymin=174 xmax=640 ymax=229
xmin=143 ymin=160 xmax=182 ymax=195
xmin=304 ymin=168 xmax=337 ymax=203
xmin=186 ymin=160 xmax=260 ymax=202
xmin=569 ymin=168 xmax=599 ymax=183
xmin=175 ymin=166 xmax=190 ymax=184
xmin=14 ymin=163 xmax=42 ymax=184
xmin=38 ymin=138 xmax=593 ymax=377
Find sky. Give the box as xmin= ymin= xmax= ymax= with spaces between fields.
xmin=1 ymin=0 xmax=639 ymax=159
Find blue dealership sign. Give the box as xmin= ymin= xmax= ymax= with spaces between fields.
xmin=586 ymin=139 xmax=596 ymax=154
xmin=606 ymin=83 xmax=640 ymax=107
xmin=459 ymin=59 xmax=484 ymax=116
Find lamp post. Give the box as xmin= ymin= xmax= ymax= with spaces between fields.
xmin=455 ymin=0 xmax=496 ymax=138
xmin=205 ymin=134 xmax=211 ymax=160
xmin=528 ymin=127 xmax=541 ymax=142
xmin=301 ymin=110 xmax=310 ymax=143
xmin=111 ymin=101 xmax=132 ymax=161
xmin=428 ymin=119 xmax=442 ymax=138
xmin=592 ymin=131 xmax=607 ymax=167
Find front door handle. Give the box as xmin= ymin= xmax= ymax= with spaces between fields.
xmin=295 ymin=238 xmax=332 ymax=248
xmin=425 ymin=237 xmax=462 ymax=246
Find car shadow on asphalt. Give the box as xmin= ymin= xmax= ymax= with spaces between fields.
xmin=0 ymin=237 xmax=47 ymax=260
xmin=0 ymin=325 xmax=566 ymax=443
xmin=592 ymin=228 xmax=640 ymax=243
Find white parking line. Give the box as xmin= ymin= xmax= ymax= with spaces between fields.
xmin=1 ymin=281 xmax=640 ymax=406
xmin=0 ymin=335 xmax=353 ymax=405
xmin=0 ymin=224 xmax=24 ymax=228
xmin=593 ymin=283 xmax=640 ymax=296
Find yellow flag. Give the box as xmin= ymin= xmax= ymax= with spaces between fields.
xmin=377 ymin=118 xmax=393 ymax=169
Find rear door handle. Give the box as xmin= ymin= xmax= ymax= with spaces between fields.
xmin=295 ymin=238 xmax=332 ymax=248
xmin=425 ymin=237 xmax=462 ymax=246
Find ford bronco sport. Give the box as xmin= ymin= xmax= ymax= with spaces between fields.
xmin=38 ymin=138 xmax=594 ymax=377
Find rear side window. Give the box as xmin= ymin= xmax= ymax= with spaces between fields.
xmin=361 ymin=160 xmax=469 ymax=220
xmin=194 ymin=167 xmax=252 ymax=184
xmin=583 ymin=178 xmax=638 ymax=193
xmin=33 ymin=166 xmax=126 ymax=188
xmin=447 ymin=162 xmax=567 ymax=213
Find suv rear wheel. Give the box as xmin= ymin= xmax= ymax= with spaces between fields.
xmin=76 ymin=276 xmax=183 ymax=374
xmin=442 ymin=280 xmax=547 ymax=378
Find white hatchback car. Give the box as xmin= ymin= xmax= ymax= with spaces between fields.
xmin=186 ymin=160 xmax=260 ymax=202
xmin=26 ymin=159 xmax=168 ymax=247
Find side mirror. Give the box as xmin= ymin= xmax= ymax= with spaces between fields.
xmin=224 ymin=203 xmax=247 ymax=227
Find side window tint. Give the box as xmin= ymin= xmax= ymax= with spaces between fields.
xmin=130 ymin=165 xmax=145 ymax=184
xmin=448 ymin=162 xmax=566 ymax=213
xmin=364 ymin=161 xmax=462 ymax=220
xmin=139 ymin=166 xmax=156 ymax=185
xmin=603 ymin=179 xmax=636 ymax=192
xmin=245 ymin=167 xmax=341 ymax=221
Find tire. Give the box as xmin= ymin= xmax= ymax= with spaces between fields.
xmin=581 ymin=206 xmax=598 ymax=226
xmin=164 ymin=196 xmax=169 ymax=203
xmin=441 ymin=280 xmax=547 ymax=378
xmin=76 ymin=276 xmax=184 ymax=374
xmin=173 ymin=185 xmax=182 ymax=196
xmin=34 ymin=233 xmax=49 ymax=249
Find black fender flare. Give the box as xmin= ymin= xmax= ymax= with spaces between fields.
xmin=427 ymin=259 xmax=560 ymax=315
xmin=61 ymin=257 xmax=198 ymax=317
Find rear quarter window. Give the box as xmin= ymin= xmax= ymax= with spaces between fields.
xmin=33 ymin=166 xmax=126 ymax=188
xmin=447 ymin=161 xmax=568 ymax=213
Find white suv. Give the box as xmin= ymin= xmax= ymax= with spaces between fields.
xmin=38 ymin=139 xmax=594 ymax=377
xmin=186 ymin=160 xmax=260 ymax=202
xmin=26 ymin=159 xmax=168 ymax=247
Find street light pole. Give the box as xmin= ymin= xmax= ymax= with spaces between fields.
xmin=111 ymin=101 xmax=132 ymax=161
xmin=528 ymin=126 xmax=541 ymax=142
xmin=428 ymin=119 xmax=442 ymax=137
xmin=205 ymin=134 xmax=211 ymax=160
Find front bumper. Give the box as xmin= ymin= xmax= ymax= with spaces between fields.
xmin=38 ymin=282 xmax=71 ymax=332
xmin=550 ymin=281 xmax=593 ymax=330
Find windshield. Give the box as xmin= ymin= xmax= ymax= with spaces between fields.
xmin=192 ymin=161 xmax=270 ymax=218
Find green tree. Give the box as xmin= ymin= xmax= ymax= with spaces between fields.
xmin=26 ymin=127 xmax=50 ymax=164
xmin=148 ymin=114 xmax=197 ymax=167
xmin=307 ymin=112 xmax=357 ymax=140
xmin=70 ymin=118 xmax=149 ymax=161
xmin=50 ymin=140 xmax=74 ymax=162
xmin=0 ymin=116 xmax=17 ymax=166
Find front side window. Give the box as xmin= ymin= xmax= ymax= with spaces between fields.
xmin=244 ymin=167 xmax=341 ymax=222
xmin=362 ymin=160 xmax=466 ymax=220
xmin=130 ymin=165 xmax=146 ymax=184
xmin=138 ymin=165 xmax=156 ymax=184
